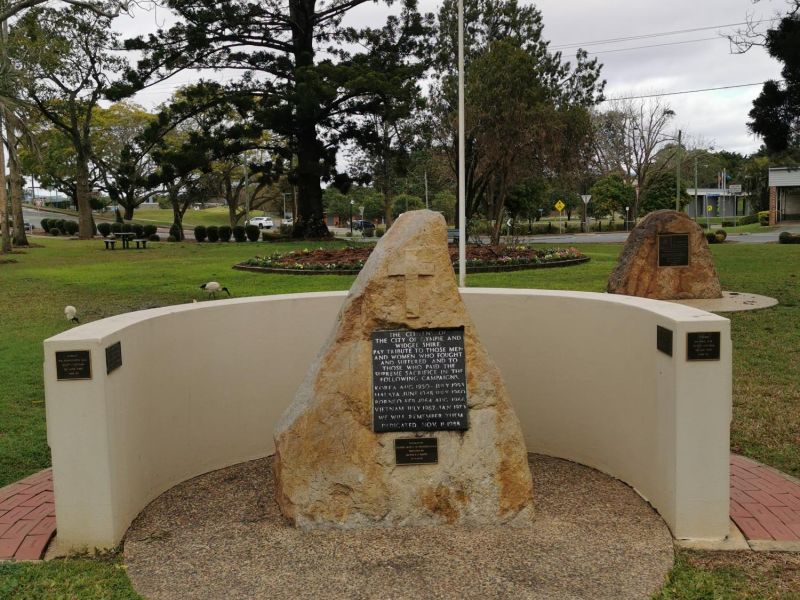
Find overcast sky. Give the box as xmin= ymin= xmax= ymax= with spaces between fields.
xmin=115 ymin=0 xmax=789 ymax=156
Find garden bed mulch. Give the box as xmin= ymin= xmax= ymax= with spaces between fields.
xmin=234 ymin=245 xmax=589 ymax=275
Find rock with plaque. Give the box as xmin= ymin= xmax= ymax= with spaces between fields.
xmin=274 ymin=210 xmax=534 ymax=529
xmin=607 ymin=209 xmax=722 ymax=300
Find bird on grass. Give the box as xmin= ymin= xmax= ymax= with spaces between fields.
xmin=64 ymin=306 xmax=79 ymax=324
xmin=199 ymin=282 xmax=231 ymax=299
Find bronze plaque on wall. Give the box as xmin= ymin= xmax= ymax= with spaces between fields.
xmin=56 ymin=350 xmax=92 ymax=380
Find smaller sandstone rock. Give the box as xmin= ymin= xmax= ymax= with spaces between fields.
xmin=607 ymin=210 xmax=722 ymax=300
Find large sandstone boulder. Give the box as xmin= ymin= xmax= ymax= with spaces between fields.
xmin=607 ymin=210 xmax=722 ymax=300
xmin=274 ymin=210 xmax=534 ymax=529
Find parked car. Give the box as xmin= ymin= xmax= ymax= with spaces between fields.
xmin=283 ymin=216 xmax=293 ymax=226
xmin=24 ymin=222 xmax=33 ymax=232
xmin=246 ymin=216 xmax=274 ymax=229
xmin=352 ymin=220 xmax=375 ymax=231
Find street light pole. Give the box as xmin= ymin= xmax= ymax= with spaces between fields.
xmin=675 ymin=129 xmax=682 ymax=211
xmin=350 ymin=200 xmax=354 ymax=236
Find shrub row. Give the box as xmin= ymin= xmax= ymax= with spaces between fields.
xmin=195 ymin=224 xmax=262 ymax=242
xmin=40 ymin=218 xmax=79 ymax=236
xmin=739 ymin=214 xmax=759 ymax=225
xmin=758 ymin=210 xmax=770 ymax=226
xmin=97 ymin=222 xmax=157 ymax=238
xmin=779 ymin=231 xmax=800 ymax=244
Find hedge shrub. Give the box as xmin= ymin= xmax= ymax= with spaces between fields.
xmin=50 ymin=228 xmax=61 ymax=236
xmin=63 ymin=220 xmax=79 ymax=235
xmin=143 ymin=224 xmax=158 ymax=237
xmin=131 ymin=224 xmax=145 ymax=238
xmin=110 ymin=222 xmax=123 ymax=233
xmin=122 ymin=223 xmax=133 ymax=233
xmin=779 ymin=231 xmax=800 ymax=244
xmin=40 ymin=218 xmax=51 ymax=232
xmin=739 ymin=214 xmax=759 ymax=225
xmin=148 ymin=233 xmax=160 ymax=242
xmin=218 ymin=225 xmax=232 ymax=242
xmin=194 ymin=225 xmax=207 ymax=242
xmin=245 ymin=225 xmax=260 ymax=242
xmin=715 ymin=229 xmax=727 ymax=242
xmin=758 ymin=210 xmax=770 ymax=226
xmin=232 ymin=225 xmax=247 ymax=242
xmin=207 ymin=225 xmax=219 ymax=242
xmin=376 ymin=226 xmax=385 ymax=238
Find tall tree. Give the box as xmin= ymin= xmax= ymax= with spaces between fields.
xmin=595 ymin=97 xmax=677 ymax=217
xmin=731 ymin=4 xmax=800 ymax=153
xmin=430 ymin=0 xmax=603 ymax=230
xmin=10 ymin=6 xmax=125 ymax=238
xmin=93 ymin=102 xmax=158 ymax=220
xmin=113 ymin=0 xmax=431 ymax=239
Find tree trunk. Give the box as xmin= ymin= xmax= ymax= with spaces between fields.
xmin=0 ymin=113 xmax=10 ymax=254
xmin=293 ymin=126 xmax=328 ymax=238
xmin=226 ymin=177 xmax=237 ymax=227
xmin=170 ymin=187 xmax=184 ymax=240
xmin=289 ymin=2 xmax=329 ymax=239
xmin=75 ymin=155 xmax=94 ymax=239
xmin=123 ymin=203 xmax=134 ymax=220
xmin=5 ymin=110 xmax=27 ymax=246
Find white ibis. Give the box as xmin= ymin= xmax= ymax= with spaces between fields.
xmin=199 ymin=282 xmax=231 ymax=299
xmin=64 ymin=306 xmax=79 ymax=323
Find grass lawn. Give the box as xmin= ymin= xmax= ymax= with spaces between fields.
xmin=1 ymin=236 xmax=798 ymax=598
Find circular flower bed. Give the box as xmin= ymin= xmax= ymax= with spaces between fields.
xmin=235 ymin=245 xmax=589 ymax=275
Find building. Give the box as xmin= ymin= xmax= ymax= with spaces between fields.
xmin=768 ymin=167 xmax=800 ymax=225
xmin=685 ymin=188 xmax=749 ymax=220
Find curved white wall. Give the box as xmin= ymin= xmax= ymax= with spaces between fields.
xmin=44 ymin=290 xmax=731 ymax=551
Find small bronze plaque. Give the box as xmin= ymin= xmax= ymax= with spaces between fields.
xmin=657 ymin=326 xmax=673 ymax=356
xmin=105 ymin=341 xmax=122 ymax=375
xmin=395 ymin=438 xmax=438 ymax=465
xmin=658 ymin=234 xmax=690 ymax=267
xmin=687 ymin=332 xmax=721 ymax=361
xmin=56 ymin=350 xmax=92 ymax=380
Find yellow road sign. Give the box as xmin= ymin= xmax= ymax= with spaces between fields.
xmin=707 ymin=205 xmax=713 ymax=212
xmin=554 ymin=200 xmax=565 ymax=212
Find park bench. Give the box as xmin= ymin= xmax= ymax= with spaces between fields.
xmin=447 ymin=228 xmax=459 ymax=244
xmin=133 ymin=239 xmax=148 ymax=249
xmin=103 ymin=239 xmax=116 ymax=250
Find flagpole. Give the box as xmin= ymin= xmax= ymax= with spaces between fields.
xmin=457 ymin=0 xmax=466 ymax=288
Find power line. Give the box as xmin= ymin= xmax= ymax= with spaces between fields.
xmin=551 ymin=18 xmax=772 ymax=50
xmin=589 ymin=36 xmax=722 ymax=55
xmin=602 ymin=81 xmax=775 ymax=102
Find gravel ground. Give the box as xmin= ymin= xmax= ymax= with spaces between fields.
xmin=124 ymin=455 xmax=673 ymax=600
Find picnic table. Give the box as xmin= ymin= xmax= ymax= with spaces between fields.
xmin=103 ymin=232 xmax=148 ymax=250
xmin=116 ymin=232 xmax=135 ymax=249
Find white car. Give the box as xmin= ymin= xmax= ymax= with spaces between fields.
xmin=247 ymin=216 xmax=274 ymax=229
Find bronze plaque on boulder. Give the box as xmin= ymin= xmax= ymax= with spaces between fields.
xmin=372 ymin=328 xmax=468 ymax=433
xmin=395 ymin=438 xmax=438 ymax=465
xmin=658 ymin=234 xmax=690 ymax=267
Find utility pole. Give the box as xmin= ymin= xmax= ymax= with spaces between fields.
xmin=675 ymin=129 xmax=682 ymax=211
xmin=424 ymin=170 xmax=429 ymax=210
xmin=694 ymin=157 xmax=698 ymax=222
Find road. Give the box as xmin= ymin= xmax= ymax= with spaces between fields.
xmin=23 ymin=207 xmax=800 ymax=244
